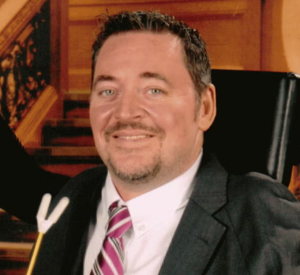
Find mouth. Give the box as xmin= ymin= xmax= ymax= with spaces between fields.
xmin=104 ymin=122 xmax=163 ymax=142
xmin=113 ymin=134 xmax=154 ymax=140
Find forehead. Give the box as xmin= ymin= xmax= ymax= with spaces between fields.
xmin=94 ymin=31 xmax=187 ymax=76
xmin=101 ymin=30 xmax=182 ymax=54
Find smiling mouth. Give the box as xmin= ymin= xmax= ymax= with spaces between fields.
xmin=114 ymin=135 xmax=153 ymax=140
xmin=104 ymin=122 xmax=163 ymax=142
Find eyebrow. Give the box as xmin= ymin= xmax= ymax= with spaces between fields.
xmin=140 ymin=72 xmax=171 ymax=86
xmin=92 ymin=71 xmax=171 ymax=90
xmin=92 ymin=75 xmax=116 ymax=90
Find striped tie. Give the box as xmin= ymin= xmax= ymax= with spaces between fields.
xmin=90 ymin=201 xmax=132 ymax=275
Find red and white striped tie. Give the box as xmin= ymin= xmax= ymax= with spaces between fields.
xmin=90 ymin=201 xmax=132 ymax=275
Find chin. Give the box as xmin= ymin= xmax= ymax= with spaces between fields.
xmin=107 ymin=155 xmax=162 ymax=184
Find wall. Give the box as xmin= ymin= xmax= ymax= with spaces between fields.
xmin=68 ymin=0 xmax=261 ymax=92
xmin=261 ymin=0 xmax=300 ymax=74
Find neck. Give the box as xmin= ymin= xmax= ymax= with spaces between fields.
xmin=111 ymin=176 xmax=167 ymax=202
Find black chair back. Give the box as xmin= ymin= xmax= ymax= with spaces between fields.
xmin=205 ymin=70 xmax=300 ymax=186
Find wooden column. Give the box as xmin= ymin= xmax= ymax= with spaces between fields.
xmin=49 ymin=0 xmax=69 ymax=118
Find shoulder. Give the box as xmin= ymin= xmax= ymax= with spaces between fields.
xmin=224 ymin=171 xmax=300 ymax=238
xmin=227 ymin=171 xmax=298 ymax=204
xmin=224 ymin=174 xmax=300 ymax=273
xmin=225 ymin=171 xmax=300 ymax=240
xmin=225 ymin=172 xmax=300 ymax=226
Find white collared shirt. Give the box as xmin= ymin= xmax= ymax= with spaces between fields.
xmin=84 ymin=152 xmax=202 ymax=275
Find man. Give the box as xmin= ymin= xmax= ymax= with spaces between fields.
xmin=31 ymin=11 xmax=300 ymax=274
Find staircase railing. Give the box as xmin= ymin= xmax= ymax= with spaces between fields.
xmin=0 ymin=0 xmax=58 ymax=145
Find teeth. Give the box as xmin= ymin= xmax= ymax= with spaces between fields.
xmin=118 ymin=135 xmax=147 ymax=140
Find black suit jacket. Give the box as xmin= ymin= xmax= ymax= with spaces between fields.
xmin=32 ymin=152 xmax=300 ymax=274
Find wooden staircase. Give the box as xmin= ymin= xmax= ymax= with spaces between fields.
xmin=27 ymin=92 xmax=102 ymax=177
xmin=0 ymin=91 xmax=102 ymax=274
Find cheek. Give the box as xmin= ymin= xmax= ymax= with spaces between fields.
xmin=89 ymin=106 xmax=100 ymax=134
xmin=155 ymin=109 xmax=190 ymax=136
xmin=89 ymin=105 xmax=109 ymax=155
xmin=154 ymin=107 xmax=198 ymax=143
xmin=89 ymin=105 xmax=96 ymax=125
xmin=89 ymin=102 xmax=112 ymax=129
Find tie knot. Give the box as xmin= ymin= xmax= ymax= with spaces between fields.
xmin=106 ymin=201 xmax=132 ymax=239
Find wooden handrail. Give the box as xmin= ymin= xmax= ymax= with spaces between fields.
xmin=15 ymin=85 xmax=58 ymax=145
xmin=0 ymin=0 xmax=47 ymax=57
xmin=0 ymin=0 xmax=59 ymax=145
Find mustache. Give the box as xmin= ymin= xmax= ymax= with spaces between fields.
xmin=104 ymin=122 xmax=164 ymax=137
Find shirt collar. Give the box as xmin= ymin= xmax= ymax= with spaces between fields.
xmin=102 ymin=150 xmax=203 ymax=237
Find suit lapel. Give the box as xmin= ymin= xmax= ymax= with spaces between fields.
xmin=68 ymin=168 xmax=107 ymax=275
xmin=159 ymin=152 xmax=228 ymax=275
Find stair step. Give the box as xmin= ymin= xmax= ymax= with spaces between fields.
xmin=64 ymin=91 xmax=90 ymax=102
xmin=44 ymin=118 xmax=90 ymax=127
xmin=0 ymin=242 xmax=32 ymax=275
xmin=41 ymin=163 xmax=101 ymax=177
xmin=64 ymin=92 xmax=90 ymax=118
xmin=0 ymin=258 xmax=29 ymax=275
xmin=42 ymin=118 xmax=93 ymax=146
xmin=26 ymin=146 xmax=99 ymax=160
xmin=44 ymin=136 xmax=95 ymax=146
xmin=26 ymin=146 xmax=103 ymax=177
xmin=65 ymin=105 xmax=89 ymax=119
xmin=0 ymin=242 xmax=33 ymax=260
xmin=26 ymin=146 xmax=103 ymax=165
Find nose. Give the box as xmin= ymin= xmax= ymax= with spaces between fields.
xmin=113 ymin=90 xmax=144 ymax=121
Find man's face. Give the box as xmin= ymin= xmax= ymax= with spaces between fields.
xmin=90 ymin=31 xmax=215 ymax=190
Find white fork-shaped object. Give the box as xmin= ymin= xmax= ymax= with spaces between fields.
xmin=26 ymin=194 xmax=69 ymax=275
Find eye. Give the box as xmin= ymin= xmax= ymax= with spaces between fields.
xmin=148 ymin=88 xmax=164 ymax=95
xmin=99 ymin=89 xmax=115 ymax=97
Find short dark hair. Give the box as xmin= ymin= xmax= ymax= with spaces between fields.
xmin=92 ymin=11 xmax=211 ymax=99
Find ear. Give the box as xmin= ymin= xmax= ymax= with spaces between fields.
xmin=197 ymin=84 xmax=216 ymax=131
